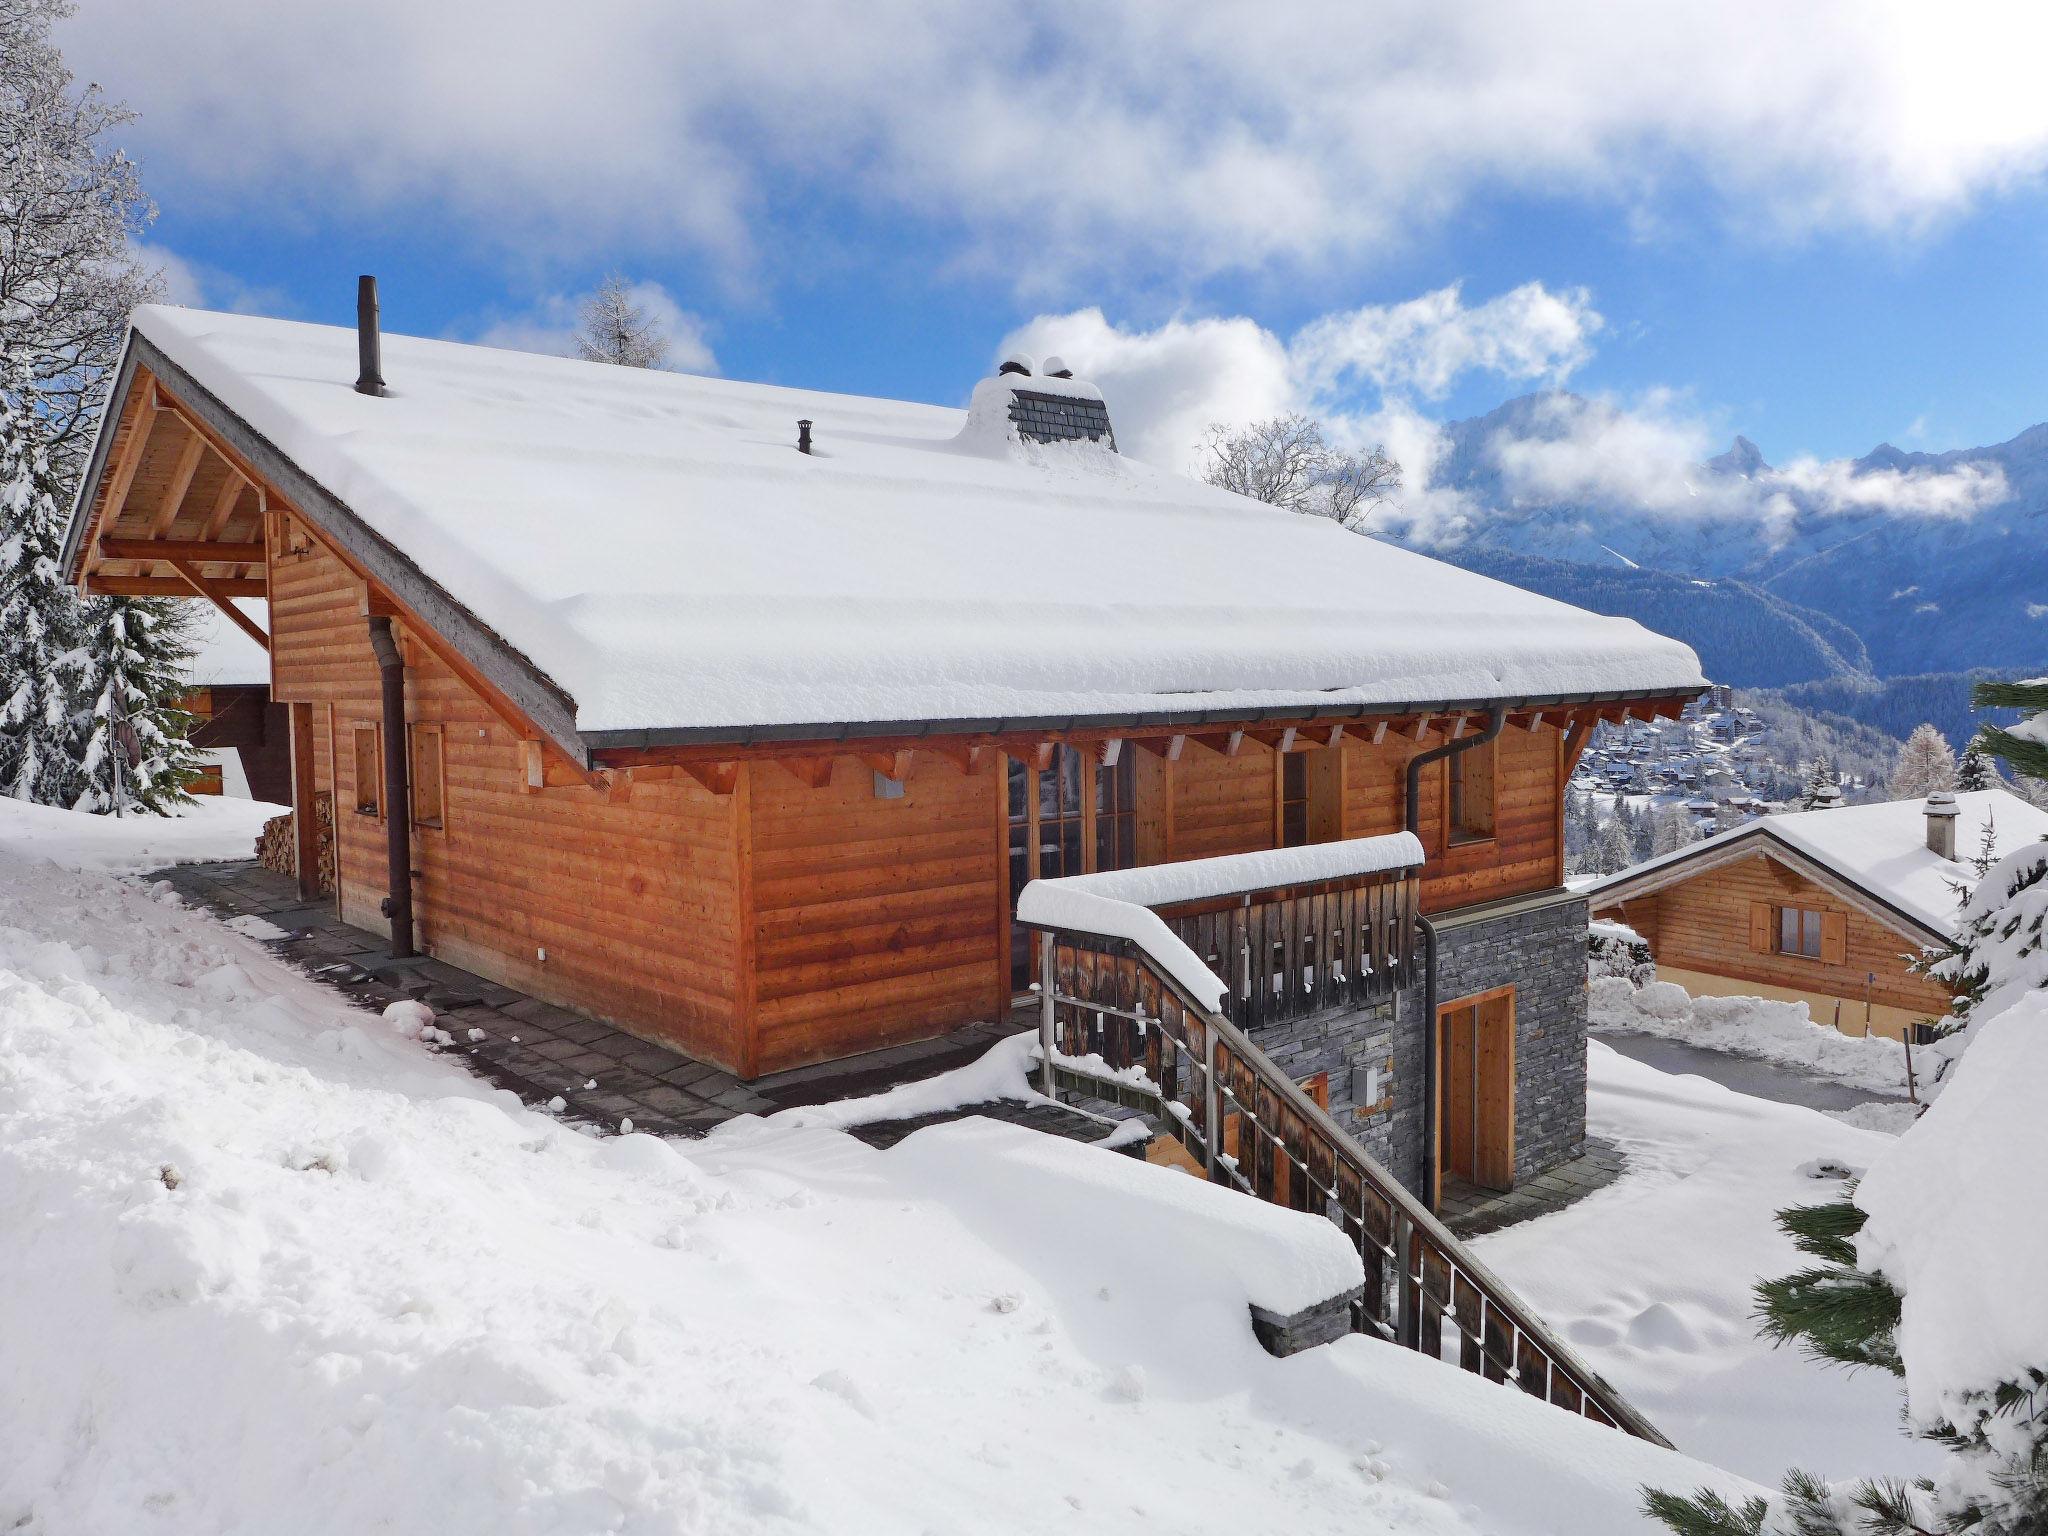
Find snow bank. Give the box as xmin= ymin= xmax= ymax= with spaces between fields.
xmin=1856 ymin=992 xmax=2048 ymax=1448
xmin=1589 ymin=976 xmax=1914 ymax=1098
xmin=1477 ymin=1042 xmax=1940 ymax=1487
xmin=0 ymin=816 xmax=1741 ymax=1533
xmin=120 ymin=307 xmax=1704 ymax=735
xmin=0 ymin=794 xmax=284 ymax=876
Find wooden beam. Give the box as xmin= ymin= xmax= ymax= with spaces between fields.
xmin=1324 ymin=723 xmax=1346 ymax=750
xmin=1521 ymin=711 xmax=1546 ymax=732
xmin=862 ymin=749 xmax=913 ymax=784
xmin=99 ymin=537 xmax=266 ymax=565
xmin=1191 ymin=728 xmax=1246 ymax=757
xmin=1096 ymin=737 xmax=1123 ymax=767
xmin=679 ymin=760 xmax=739 ymax=796
xmin=521 ymin=740 xmax=545 ymax=793
xmin=90 ymin=380 xmax=159 ymax=553
xmin=83 ymin=575 xmax=268 ymax=598
xmin=1561 ymin=716 xmax=1593 ymax=780
xmin=201 ymin=465 xmax=250 ymax=540
xmin=1135 ymin=733 xmax=1186 ymax=761
xmin=147 ymin=426 xmax=208 ymax=538
xmin=1370 ymin=720 xmax=1389 ymax=745
xmin=924 ymin=740 xmax=988 ymax=776
xmin=1410 ymin=715 xmax=1432 ymax=741
xmin=779 ymin=756 xmax=836 ymax=789
xmin=164 ymin=558 xmax=269 ymax=651
xmin=1448 ymin=715 xmax=1468 ymax=741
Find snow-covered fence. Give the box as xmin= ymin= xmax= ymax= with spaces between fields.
xmin=1018 ymin=837 xmax=1671 ymax=1447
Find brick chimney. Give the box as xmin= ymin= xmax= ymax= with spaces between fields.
xmin=1924 ymin=790 xmax=1959 ymax=859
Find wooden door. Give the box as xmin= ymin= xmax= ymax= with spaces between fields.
xmin=1437 ymin=987 xmax=1516 ymax=1195
xmin=1006 ymin=747 xmax=1142 ymax=993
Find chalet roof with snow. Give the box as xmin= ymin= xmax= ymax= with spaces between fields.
xmin=1587 ymin=788 xmax=2048 ymax=942
xmin=66 ymin=305 xmax=1703 ymax=751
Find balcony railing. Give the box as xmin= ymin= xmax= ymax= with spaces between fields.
xmin=1015 ymin=835 xmax=1670 ymax=1446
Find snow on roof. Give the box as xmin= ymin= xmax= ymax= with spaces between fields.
xmin=125 ymin=306 xmax=1704 ymax=738
xmin=1589 ymin=789 xmax=2048 ymax=935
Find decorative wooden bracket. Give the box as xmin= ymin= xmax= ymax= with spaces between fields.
xmin=1095 ymin=737 xmax=1123 ymax=767
xmin=1323 ymin=723 xmax=1346 ymax=749
xmin=925 ymin=741 xmax=989 ymax=776
xmin=862 ymin=749 xmax=914 ymax=784
xmin=780 ymin=756 xmax=836 ymax=789
xmin=679 ymin=760 xmax=740 ymax=796
xmin=1136 ymin=734 xmax=1186 ymax=761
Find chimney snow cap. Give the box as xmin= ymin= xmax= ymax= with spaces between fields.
xmin=997 ymin=352 xmax=1035 ymax=378
xmin=1925 ymin=790 xmax=1960 ymax=860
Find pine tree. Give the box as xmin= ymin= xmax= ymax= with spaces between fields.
xmin=0 ymin=368 xmax=88 ymax=805
xmin=1800 ymin=757 xmax=1841 ymax=811
xmin=573 ymin=275 xmax=672 ymax=369
xmin=1973 ymin=678 xmax=2048 ymax=784
xmin=71 ymin=595 xmax=202 ymax=814
xmin=1890 ymin=723 xmax=1957 ymax=800
xmin=1955 ymin=738 xmax=1994 ymax=793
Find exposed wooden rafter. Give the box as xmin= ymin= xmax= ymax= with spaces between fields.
xmin=780 ymin=756 xmax=836 ymax=789
xmin=84 ymin=574 xmax=267 ymax=598
xmin=165 ymin=557 xmax=269 ymax=651
xmin=862 ymin=749 xmax=913 ymax=783
xmin=679 ymin=760 xmax=740 ymax=796
xmin=201 ymin=468 xmax=252 ymax=540
xmin=147 ymin=426 xmax=208 ymax=538
xmin=99 ymin=537 xmax=266 ymax=565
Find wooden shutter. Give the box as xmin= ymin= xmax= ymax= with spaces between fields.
xmin=1820 ymin=911 xmax=1848 ymax=967
xmin=1748 ymin=900 xmax=1773 ymax=953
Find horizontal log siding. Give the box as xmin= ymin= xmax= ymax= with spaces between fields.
xmin=1168 ymin=748 xmax=1274 ymax=859
xmin=1599 ymin=853 xmax=1951 ymax=1015
xmin=749 ymin=754 xmax=1002 ymax=1073
xmin=269 ymin=535 xmax=744 ymax=1069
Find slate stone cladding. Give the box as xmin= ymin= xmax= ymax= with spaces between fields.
xmin=1242 ymin=892 xmax=1590 ymax=1201
xmin=1007 ymin=389 xmax=1116 ymax=449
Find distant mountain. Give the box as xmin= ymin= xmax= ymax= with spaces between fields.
xmin=1398 ymin=393 xmax=2048 ymax=683
xmin=1441 ymin=550 xmax=1870 ymax=688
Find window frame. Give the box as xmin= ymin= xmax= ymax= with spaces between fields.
xmin=1444 ymin=739 xmax=1498 ymax=847
xmin=351 ymin=724 xmax=381 ymax=819
xmin=1776 ymin=904 xmax=1825 ymax=960
xmin=408 ymin=722 xmax=445 ymax=830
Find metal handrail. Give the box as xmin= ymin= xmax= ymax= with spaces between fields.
xmin=1027 ymin=911 xmax=1671 ymax=1447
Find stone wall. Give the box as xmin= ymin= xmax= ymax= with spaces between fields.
xmin=1243 ymin=890 xmax=1590 ymax=1198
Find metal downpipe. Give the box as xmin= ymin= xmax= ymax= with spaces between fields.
xmin=367 ymin=616 xmax=415 ymax=959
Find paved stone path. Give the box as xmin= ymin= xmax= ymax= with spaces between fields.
xmin=1437 ymin=1136 xmax=1628 ymax=1236
xmin=1592 ymin=1029 xmax=1908 ymax=1113
xmin=155 ymin=859 xmax=1113 ymax=1144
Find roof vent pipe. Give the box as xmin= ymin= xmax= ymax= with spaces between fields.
xmin=354 ymin=275 xmax=386 ymax=397
xmin=1924 ymin=789 xmax=1959 ymax=860
xmin=1042 ymin=355 xmax=1074 ymax=379
xmin=797 ymin=418 xmax=813 ymax=454
xmin=997 ymin=352 xmax=1033 ymax=378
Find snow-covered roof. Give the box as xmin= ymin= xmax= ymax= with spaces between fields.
xmin=1588 ymin=788 xmax=2048 ymax=937
xmin=182 ymin=600 xmax=270 ymax=688
xmin=108 ymin=306 xmax=1703 ymax=741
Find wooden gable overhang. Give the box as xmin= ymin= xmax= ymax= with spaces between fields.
xmin=1588 ymin=827 xmax=1946 ymax=950
xmin=61 ymin=332 xmax=589 ymax=773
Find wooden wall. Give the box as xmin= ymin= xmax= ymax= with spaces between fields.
xmin=268 ymin=520 xmax=744 ymax=1070
xmin=1596 ymin=852 xmax=1950 ymax=1015
xmin=749 ymin=754 xmax=1002 ymax=1073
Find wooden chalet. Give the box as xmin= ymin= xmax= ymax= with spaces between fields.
xmin=62 ymin=291 xmax=1703 ymax=1213
xmin=1589 ymin=788 xmax=2047 ymax=1041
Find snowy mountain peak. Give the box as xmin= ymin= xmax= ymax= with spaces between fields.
xmin=1705 ymin=436 xmax=1766 ymax=479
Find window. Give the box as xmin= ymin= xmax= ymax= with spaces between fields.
xmin=409 ymin=724 xmax=444 ymax=828
xmin=1007 ymin=745 xmax=1142 ymax=991
xmin=1281 ymin=751 xmax=1309 ymax=847
xmin=1447 ymin=743 xmax=1496 ymax=844
xmin=352 ymin=726 xmax=380 ymax=816
xmin=1094 ymin=750 xmax=1136 ymax=872
xmin=1778 ymin=906 xmax=1824 ymax=959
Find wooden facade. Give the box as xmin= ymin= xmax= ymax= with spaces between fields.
xmin=69 ymin=363 xmax=1694 ymax=1079
xmin=1594 ymin=850 xmax=1954 ymax=1039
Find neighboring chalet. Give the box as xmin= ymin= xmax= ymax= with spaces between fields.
xmin=1588 ymin=789 xmax=2048 ymax=1040
xmin=62 ymin=297 xmax=1703 ymax=1211
xmin=180 ymin=602 xmax=290 ymax=801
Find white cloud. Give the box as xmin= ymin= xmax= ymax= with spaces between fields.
xmin=129 ymin=241 xmax=289 ymax=316
xmin=58 ymin=3 xmax=2048 ymax=288
xmin=470 ymin=282 xmax=717 ymax=374
xmin=1007 ymin=294 xmax=2010 ymax=541
xmin=1003 ymin=281 xmax=1595 ymax=470
xmin=1291 ymin=284 xmax=1601 ymax=401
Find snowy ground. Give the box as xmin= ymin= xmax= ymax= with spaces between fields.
xmin=1590 ymin=975 xmax=1919 ymax=1100
xmin=1476 ymin=1041 xmax=1938 ymax=1489
xmin=0 ymin=801 xmax=1745 ymax=1535
xmin=0 ymin=793 xmax=281 ymax=876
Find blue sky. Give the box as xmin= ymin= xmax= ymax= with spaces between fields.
xmin=61 ymin=2 xmax=2048 ymax=502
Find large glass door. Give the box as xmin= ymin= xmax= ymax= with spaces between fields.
xmin=1008 ymin=745 xmax=1137 ymax=992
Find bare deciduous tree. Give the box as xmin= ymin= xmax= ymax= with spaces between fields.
xmin=1197 ymin=413 xmax=1399 ymax=530
xmin=1 ymin=0 xmax=159 ymax=470
xmin=1891 ymin=722 xmax=1958 ymax=800
xmin=573 ymin=275 xmax=671 ymax=369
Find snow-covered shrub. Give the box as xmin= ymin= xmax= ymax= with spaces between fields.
xmin=1588 ymin=919 xmax=1655 ymax=985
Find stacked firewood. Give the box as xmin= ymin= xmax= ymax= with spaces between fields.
xmin=255 ymin=790 xmax=335 ymax=894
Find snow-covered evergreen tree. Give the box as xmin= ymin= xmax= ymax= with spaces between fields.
xmin=573 ymin=276 xmax=672 ymax=369
xmin=1890 ymin=723 xmax=1957 ymax=800
xmin=1651 ymin=802 xmax=1703 ymax=856
xmin=71 ymin=595 xmax=201 ymax=814
xmin=1800 ymin=756 xmax=1841 ymax=810
xmin=1973 ymin=678 xmax=2048 ymax=784
xmin=1 ymin=0 xmax=158 ymax=471
xmin=1954 ymin=738 xmax=1994 ymax=793
xmin=0 ymin=370 xmax=87 ymax=805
